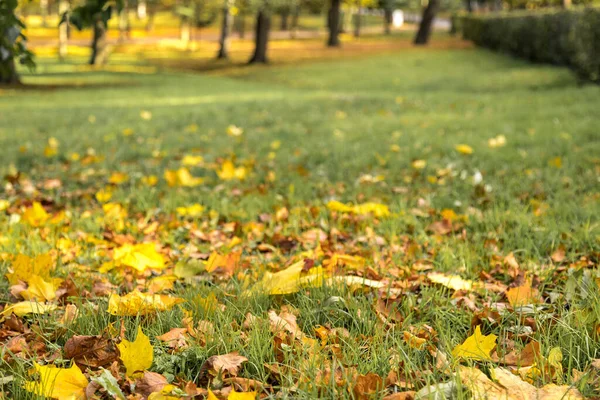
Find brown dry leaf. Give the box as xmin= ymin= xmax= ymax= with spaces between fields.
xmin=551 ymin=246 xmax=566 ymax=263
xmin=64 ymin=335 xmax=119 ymax=369
xmin=459 ymin=366 xmax=583 ymax=400
xmin=494 ymin=341 xmax=540 ymax=367
xmin=504 ymin=252 xmax=520 ymax=270
xmin=426 ymin=219 xmax=453 ymax=235
xmin=403 ymin=331 xmax=427 ymax=350
xmin=156 ymin=328 xmax=189 ymax=351
xmin=206 ymin=352 xmax=248 ymax=377
xmin=268 ymin=310 xmax=305 ymax=339
xmin=223 ymin=377 xmax=268 ymax=392
xmin=382 ymin=392 xmax=416 ymax=400
xmin=353 ymin=373 xmax=384 ymax=400
xmin=136 ymin=371 xmax=168 ymax=397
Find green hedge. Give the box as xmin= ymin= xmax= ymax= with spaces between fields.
xmin=460 ymin=8 xmax=600 ymax=82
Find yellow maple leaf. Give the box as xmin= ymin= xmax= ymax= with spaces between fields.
xmin=6 ymin=253 xmax=55 ymax=285
xmin=20 ymin=275 xmax=62 ymax=302
xmin=113 ymin=243 xmax=165 ymax=272
xmin=164 ymin=168 xmax=204 ymax=187
xmin=22 ymin=202 xmax=50 ymax=226
xmin=217 ymin=160 xmax=248 ymax=181
xmin=452 ymin=326 xmax=497 ymax=361
xmin=455 ymin=144 xmax=474 ymax=155
xmin=1 ymin=301 xmax=57 ymax=318
xmin=24 ymin=362 xmax=88 ymax=400
xmin=107 ymin=290 xmax=184 ymax=316
xmin=117 ymin=326 xmax=153 ymax=378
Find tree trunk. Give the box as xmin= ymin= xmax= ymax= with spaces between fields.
xmin=562 ymin=0 xmax=571 ymax=8
xmin=90 ymin=15 xmax=108 ymax=65
xmin=119 ymin=0 xmax=131 ymax=42
xmin=180 ymin=17 xmax=191 ymax=46
xmin=248 ymin=10 xmax=270 ymax=64
xmin=235 ymin=13 xmax=246 ymax=38
xmin=217 ymin=0 xmax=232 ymax=59
xmin=0 ymin=57 xmax=20 ymax=85
xmin=280 ymin=10 xmax=289 ymax=31
xmin=137 ymin=0 xmax=147 ymax=19
xmin=59 ymin=0 xmax=69 ymax=58
xmin=327 ymin=0 xmax=341 ymax=47
xmin=384 ymin=8 xmax=392 ymax=35
xmin=464 ymin=0 xmax=473 ymax=12
xmin=146 ymin=6 xmax=156 ymax=31
xmin=353 ymin=7 xmax=361 ymax=38
xmin=414 ymin=0 xmax=439 ymax=45
xmin=40 ymin=0 xmax=49 ymax=28
xmin=290 ymin=4 xmax=300 ymax=38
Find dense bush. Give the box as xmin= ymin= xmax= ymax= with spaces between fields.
xmin=460 ymin=8 xmax=600 ymax=82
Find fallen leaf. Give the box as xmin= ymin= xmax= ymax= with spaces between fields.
xmin=452 ymin=326 xmax=497 ymax=361
xmin=506 ymin=280 xmax=541 ymax=307
xmin=24 ymin=362 xmax=88 ymax=400
xmin=428 ymin=272 xmax=473 ymax=291
xmin=22 ymin=202 xmax=50 ymax=226
xmin=1 ymin=301 xmax=57 ymax=318
xmin=117 ymin=326 xmax=153 ymax=378
xmin=459 ymin=366 xmax=583 ymax=400
xmin=353 ymin=373 xmax=383 ymax=400
xmin=64 ymin=335 xmax=119 ymax=369
xmin=206 ymin=352 xmax=248 ymax=377
xmin=113 ymin=243 xmax=166 ymax=272
xmin=107 ymin=290 xmax=184 ymax=316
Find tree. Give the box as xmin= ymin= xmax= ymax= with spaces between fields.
xmin=217 ymin=0 xmax=234 ymax=59
xmin=248 ymin=4 xmax=271 ymax=63
xmin=414 ymin=0 xmax=438 ymax=45
xmin=1 ymin=0 xmax=35 ymax=85
xmin=327 ymin=0 xmax=341 ymax=47
xmin=379 ymin=0 xmax=400 ymax=35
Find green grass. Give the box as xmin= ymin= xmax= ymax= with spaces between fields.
xmin=0 ymin=46 xmax=599 ymax=399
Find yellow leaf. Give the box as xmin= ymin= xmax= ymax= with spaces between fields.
xmin=22 ymin=202 xmax=50 ymax=226
xmin=427 ymin=272 xmax=473 ymax=291
xmin=176 ymin=204 xmax=205 ymax=217
xmin=327 ymin=201 xmax=390 ymax=217
xmin=118 ymin=327 xmax=153 ymax=378
xmin=411 ymin=159 xmax=427 ymax=169
xmin=113 ymin=243 xmax=165 ymax=272
xmin=227 ymin=125 xmax=244 ymax=137
xmin=95 ymin=188 xmax=113 ymax=203
xmin=24 ymin=362 xmax=88 ymax=400
xmin=506 ymin=281 xmax=541 ymax=307
xmin=229 ymin=389 xmax=257 ymax=400
xmin=107 ymin=290 xmax=184 ymax=316
xmin=403 ymin=331 xmax=427 ymax=350
xmin=207 ymin=389 xmax=219 ymax=400
xmin=0 ymin=199 xmax=9 ymax=211
xmin=252 ymin=261 xmax=324 ymax=295
xmin=217 ymin=160 xmax=248 ymax=181
xmin=142 ymin=175 xmax=159 ymax=186
xmin=459 ymin=366 xmax=583 ymax=400
xmin=109 ymin=172 xmax=129 ymax=185
xmin=452 ymin=326 xmax=497 ymax=361
xmin=455 ymin=144 xmax=474 ymax=155
xmin=20 ymin=275 xmax=62 ymax=302
xmin=488 ymin=135 xmax=506 ymax=148
xmin=1 ymin=301 xmax=57 ymax=318
xmin=165 ymin=168 xmax=204 ymax=187
xmin=181 ymin=155 xmax=204 ymax=167
xmin=6 ymin=253 xmax=55 ymax=285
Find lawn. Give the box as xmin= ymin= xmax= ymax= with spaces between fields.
xmin=0 ymin=43 xmax=599 ymax=399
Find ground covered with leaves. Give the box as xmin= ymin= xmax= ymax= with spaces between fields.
xmin=0 ymin=47 xmax=599 ymax=399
